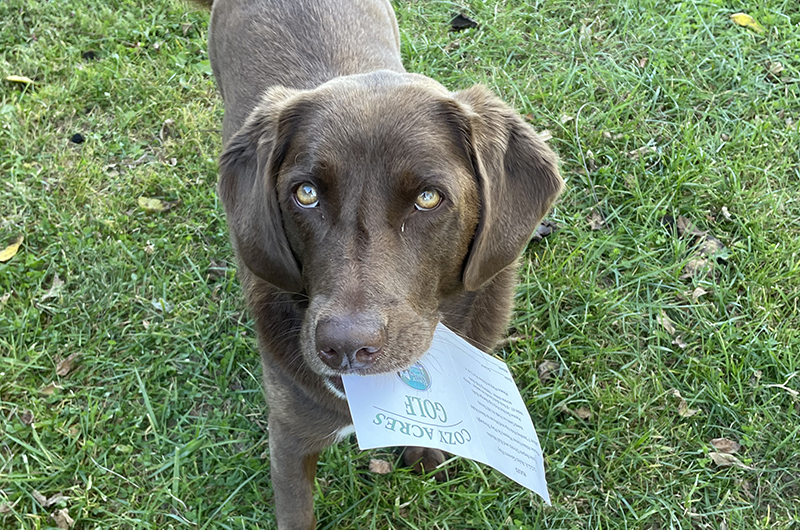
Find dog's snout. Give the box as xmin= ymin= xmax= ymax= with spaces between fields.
xmin=316 ymin=314 xmax=385 ymax=371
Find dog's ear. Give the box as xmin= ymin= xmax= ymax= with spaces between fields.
xmin=217 ymin=86 xmax=307 ymax=293
xmin=453 ymin=85 xmax=564 ymax=292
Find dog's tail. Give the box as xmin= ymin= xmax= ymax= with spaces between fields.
xmin=189 ymin=0 xmax=213 ymax=9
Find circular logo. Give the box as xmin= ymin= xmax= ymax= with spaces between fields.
xmin=398 ymin=363 xmax=432 ymax=391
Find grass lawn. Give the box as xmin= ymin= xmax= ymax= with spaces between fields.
xmin=2 ymin=0 xmax=799 ymax=528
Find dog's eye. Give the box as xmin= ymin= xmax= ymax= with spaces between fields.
xmin=415 ymin=189 xmax=441 ymax=211
xmin=295 ymin=183 xmax=319 ymax=208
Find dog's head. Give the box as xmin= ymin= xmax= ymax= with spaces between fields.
xmin=218 ymin=71 xmax=562 ymax=386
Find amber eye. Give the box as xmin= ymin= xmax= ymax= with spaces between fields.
xmin=295 ymin=183 xmax=319 ymax=208
xmin=415 ymin=189 xmax=442 ymax=211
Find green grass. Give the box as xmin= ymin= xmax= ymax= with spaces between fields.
xmin=1 ymin=0 xmax=798 ymax=528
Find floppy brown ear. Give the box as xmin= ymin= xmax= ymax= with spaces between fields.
xmin=217 ymin=86 xmax=307 ymax=293
xmin=454 ymin=85 xmax=564 ymax=292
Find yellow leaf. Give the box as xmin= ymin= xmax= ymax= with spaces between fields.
xmin=0 ymin=235 xmax=23 ymax=262
xmin=730 ymin=13 xmax=764 ymax=33
xmin=5 ymin=75 xmax=35 ymax=84
xmin=138 ymin=196 xmax=167 ymax=213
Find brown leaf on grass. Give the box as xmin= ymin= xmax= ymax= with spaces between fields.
xmin=766 ymin=62 xmax=784 ymax=82
xmin=0 ymin=235 xmax=24 ymax=262
xmin=369 ymin=458 xmax=393 ymax=475
xmin=678 ymin=400 xmax=699 ymax=417
xmin=537 ymin=360 xmax=560 ymax=382
xmin=709 ymin=452 xmax=753 ymax=470
xmin=588 ymin=209 xmax=605 ymax=230
xmin=669 ymin=389 xmax=700 ymax=417
xmin=41 ymin=274 xmax=65 ymax=301
xmin=40 ymin=382 xmax=60 ymax=395
xmin=676 ymin=216 xmax=706 ymax=238
xmin=33 ymin=490 xmax=47 ymax=506
xmin=495 ymin=334 xmax=530 ymax=348
xmin=20 ymin=410 xmax=34 ymax=425
xmin=574 ymin=407 xmax=592 ymax=420
xmin=711 ymin=438 xmax=741 ymax=454
xmin=672 ymin=336 xmax=687 ymax=349
xmin=680 ymin=257 xmax=710 ymax=280
xmin=538 ymin=130 xmax=553 ymax=142
xmin=56 ymin=352 xmax=81 ymax=377
xmin=689 ymin=287 xmax=709 ymax=301
xmin=34 ymin=491 xmax=67 ymax=508
xmin=160 ymin=119 xmax=175 ymax=141
xmin=657 ymin=311 xmax=676 ymax=335
xmin=0 ymin=500 xmax=17 ymax=514
xmin=626 ymin=145 xmax=655 ymax=160
xmin=51 ymin=508 xmax=75 ymax=529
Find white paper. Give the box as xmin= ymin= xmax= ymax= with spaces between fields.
xmin=342 ymin=323 xmax=550 ymax=504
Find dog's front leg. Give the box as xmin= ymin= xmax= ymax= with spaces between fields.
xmin=268 ymin=418 xmax=320 ymax=530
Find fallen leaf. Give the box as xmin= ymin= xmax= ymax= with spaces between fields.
xmin=44 ymin=494 xmax=67 ymax=507
xmin=151 ymin=298 xmax=173 ymax=313
xmin=5 ymin=75 xmax=35 ymax=84
xmin=766 ymin=62 xmax=784 ymax=80
xmin=721 ymin=206 xmax=732 ymax=220
xmin=574 ymin=407 xmax=592 ymax=420
xmin=21 ymin=410 xmax=34 ymax=425
xmin=41 ymin=274 xmax=65 ymax=301
xmin=730 ymin=13 xmax=764 ymax=33
xmin=709 ymin=452 xmax=753 ymax=470
xmin=588 ymin=209 xmax=605 ymax=230
xmin=676 ymin=216 xmax=706 ymax=238
xmin=638 ymin=56 xmax=648 ymax=68
xmin=160 ymin=119 xmax=175 ymax=141
xmin=0 ymin=500 xmax=17 ymax=514
xmin=560 ymin=115 xmax=574 ymax=124
xmin=690 ymin=287 xmax=709 ymax=301
xmin=680 ymin=257 xmax=710 ymax=279
xmin=0 ymin=292 xmax=11 ymax=308
xmin=538 ymin=129 xmax=553 ymax=142
xmin=669 ymin=389 xmax=700 ymax=417
xmin=711 ymin=438 xmax=741 ymax=454
xmin=657 ymin=311 xmax=677 ymax=335
xmin=369 ymin=458 xmax=393 ymax=475
xmin=627 ymin=145 xmax=655 ymax=160
xmin=537 ymin=360 xmax=560 ymax=382
xmin=672 ymin=336 xmax=687 ymax=349
xmin=40 ymin=382 xmax=60 ymax=395
xmin=33 ymin=490 xmax=48 ymax=506
xmin=698 ymin=235 xmax=725 ymax=258
xmin=0 ymin=235 xmax=24 ymax=262
xmin=51 ymin=508 xmax=75 ymax=529
xmin=138 ymin=196 xmax=168 ymax=213
xmin=56 ymin=352 xmax=81 ymax=377
xmin=450 ymin=13 xmax=478 ymax=31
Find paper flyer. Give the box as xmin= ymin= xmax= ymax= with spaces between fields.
xmin=342 ymin=323 xmax=550 ymax=504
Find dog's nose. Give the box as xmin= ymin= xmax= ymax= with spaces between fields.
xmin=316 ymin=314 xmax=385 ymax=371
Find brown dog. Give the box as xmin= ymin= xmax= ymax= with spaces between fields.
xmin=196 ymin=0 xmax=563 ymax=527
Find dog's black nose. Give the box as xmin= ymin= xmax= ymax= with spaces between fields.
xmin=316 ymin=314 xmax=385 ymax=371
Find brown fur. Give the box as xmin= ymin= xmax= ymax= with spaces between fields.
xmin=200 ymin=0 xmax=563 ymax=527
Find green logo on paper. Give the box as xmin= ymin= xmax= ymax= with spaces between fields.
xmin=398 ymin=363 xmax=431 ymax=391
